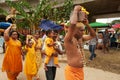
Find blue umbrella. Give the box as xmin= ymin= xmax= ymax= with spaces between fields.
xmin=0 ymin=22 xmax=11 ymax=29
xmin=39 ymin=19 xmax=62 ymax=31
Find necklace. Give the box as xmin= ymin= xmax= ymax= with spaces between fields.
xmin=72 ymin=37 xmax=86 ymax=66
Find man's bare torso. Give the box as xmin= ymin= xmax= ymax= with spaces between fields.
xmin=64 ymin=38 xmax=84 ymax=68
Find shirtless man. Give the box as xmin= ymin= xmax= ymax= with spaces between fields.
xmin=64 ymin=5 xmax=96 ymax=80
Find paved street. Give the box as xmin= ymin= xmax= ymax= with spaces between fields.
xmin=0 ymin=53 xmax=120 ymax=80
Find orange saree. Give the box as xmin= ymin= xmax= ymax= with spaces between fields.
xmin=2 ymin=38 xmax=22 ymax=80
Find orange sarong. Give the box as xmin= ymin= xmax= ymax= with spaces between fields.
xmin=6 ymin=71 xmax=19 ymax=80
xmin=65 ymin=65 xmax=84 ymax=80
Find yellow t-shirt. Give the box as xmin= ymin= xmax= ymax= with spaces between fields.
xmin=45 ymin=37 xmax=55 ymax=56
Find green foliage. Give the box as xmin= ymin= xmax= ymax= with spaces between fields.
xmin=5 ymin=0 xmax=55 ymax=29
xmin=0 ymin=8 xmax=8 ymax=16
xmin=52 ymin=0 xmax=73 ymax=22
xmin=2 ymin=0 xmax=73 ymax=29
xmin=62 ymin=0 xmax=73 ymax=20
xmin=16 ymin=19 xmax=30 ymax=29
xmin=6 ymin=0 xmax=30 ymax=18
xmin=33 ymin=0 xmax=53 ymax=24
xmin=52 ymin=8 xmax=60 ymax=21
xmin=6 ymin=0 xmax=31 ymax=28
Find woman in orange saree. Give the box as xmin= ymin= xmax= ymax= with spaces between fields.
xmin=2 ymin=24 xmax=22 ymax=80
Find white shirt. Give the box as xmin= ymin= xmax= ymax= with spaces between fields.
xmin=46 ymin=56 xmax=56 ymax=67
xmin=89 ymin=38 xmax=97 ymax=45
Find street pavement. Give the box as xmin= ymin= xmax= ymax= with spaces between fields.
xmin=0 ymin=54 xmax=120 ymax=80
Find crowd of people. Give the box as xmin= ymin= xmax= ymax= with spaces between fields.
xmin=93 ymin=29 xmax=120 ymax=51
xmin=1 ymin=24 xmax=65 ymax=80
xmin=0 ymin=5 xmax=120 ymax=80
xmin=87 ymin=28 xmax=120 ymax=61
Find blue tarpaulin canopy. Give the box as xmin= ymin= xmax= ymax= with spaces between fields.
xmin=0 ymin=22 xmax=11 ymax=29
xmin=39 ymin=19 xmax=62 ymax=31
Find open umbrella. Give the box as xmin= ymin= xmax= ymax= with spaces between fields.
xmin=89 ymin=22 xmax=109 ymax=28
xmin=39 ymin=19 xmax=62 ymax=31
xmin=112 ymin=24 xmax=120 ymax=28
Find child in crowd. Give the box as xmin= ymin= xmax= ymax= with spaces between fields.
xmin=24 ymin=35 xmax=37 ymax=80
xmin=44 ymin=30 xmax=60 ymax=70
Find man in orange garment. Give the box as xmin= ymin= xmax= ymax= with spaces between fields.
xmin=64 ymin=5 xmax=96 ymax=80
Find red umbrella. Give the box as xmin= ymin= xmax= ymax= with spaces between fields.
xmin=112 ymin=24 xmax=120 ymax=28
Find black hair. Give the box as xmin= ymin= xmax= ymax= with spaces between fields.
xmin=53 ymin=30 xmax=58 ymax=34
xmin=41 ymin=29 xmax=46 ymax=33
xmin=46 ymin=30 xmax=53 ymax=36
xmin=7 ymin=18 xmax=15 ymax=24
xmin=9 ymin=30 xmax=20 ymax=38
xmin=0 ymin=32 xmax=4 ymax=36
